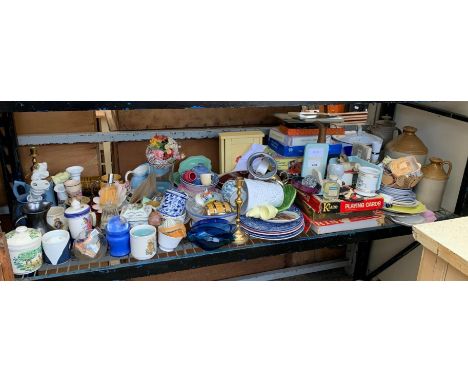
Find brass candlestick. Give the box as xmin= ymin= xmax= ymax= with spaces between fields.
xmin=30 ymin=146 xmax=38 ymax=173
xmin=233 ymin=176 xmax=248 ymax=245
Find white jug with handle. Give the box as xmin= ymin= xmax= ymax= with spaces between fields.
xmin=125 ymin=163 xmax=149 ymax=190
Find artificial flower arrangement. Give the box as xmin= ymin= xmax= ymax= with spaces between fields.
xmin=145 ymin=134 xmax=183 ymax=168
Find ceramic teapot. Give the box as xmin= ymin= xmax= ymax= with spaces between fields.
xmin=15 ymin=201 xmax=52 ymax=235
xmin=125 ymin=163 xmax=149 ymax=190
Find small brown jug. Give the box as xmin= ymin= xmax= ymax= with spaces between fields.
xmin=415 ymin=157 xmax=452 ymax=211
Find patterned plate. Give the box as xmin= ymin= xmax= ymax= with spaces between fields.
xmin=246 ymin=224 xmax=305 ymax=241
xmin=240 ymin=205 xmax=303 ymax=233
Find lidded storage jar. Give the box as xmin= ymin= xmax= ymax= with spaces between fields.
xmin=6 ymin=226 xmax=43 ymax=275
xmin=106 ymin=216 xmax=130 ymax=257
xmin=415 ymin=157 xmax=452 ymax=211
xmin=385 ymin=126 xmax=428 ymax=164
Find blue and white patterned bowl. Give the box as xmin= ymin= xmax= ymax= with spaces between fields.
xmin=159 ymin=189 xmax=188 ymax=217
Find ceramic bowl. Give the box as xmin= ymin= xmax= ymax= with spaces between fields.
xmin=186 ymin=198 xmax=236 ymax=223
xmin=158 ymin=231 xmax=183 ymax=252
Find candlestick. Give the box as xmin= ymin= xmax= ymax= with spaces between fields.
xmin=232 ymin=177 xmax=248 ymax=245
xmin=30 ymin=146 xmax=38 ymax=173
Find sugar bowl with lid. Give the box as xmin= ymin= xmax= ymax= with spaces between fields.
xmin=65 ymin=199 xmax=96 ymax=240
xmin=6 ymin=226 xmax=43 ymax=275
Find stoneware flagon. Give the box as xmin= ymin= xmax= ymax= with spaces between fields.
xmin=416 ymin=157 xmax=452 ymax=211
xmin=385 ymin=126 xmax=428 ymax=164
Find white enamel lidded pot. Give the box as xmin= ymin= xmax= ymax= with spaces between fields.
xmin=6 ymin=226 xmax=43 ymax=275
xmin=65 ymin=199 xmax=96 ymax=240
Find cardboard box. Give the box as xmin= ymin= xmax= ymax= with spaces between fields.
xmin=264 ymin=147 xmax=303 ymax=175
xmin=296 ymin=189 xmax=384 ymax=214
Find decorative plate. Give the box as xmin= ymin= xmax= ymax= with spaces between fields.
xmin=246 ymin=225 xmax=304 ymax=241
xmin=240 ymin=205 xmax=303 ymax=233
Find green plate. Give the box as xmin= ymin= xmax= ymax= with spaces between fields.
xmin=277 ymin=184 xmax=297 ymax=212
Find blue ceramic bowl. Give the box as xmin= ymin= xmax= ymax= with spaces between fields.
xmin=188 ymin=223 xmax=235 ymax=251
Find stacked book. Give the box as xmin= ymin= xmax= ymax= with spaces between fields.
xmin=295 ymin=189 xmax=385 ymax=234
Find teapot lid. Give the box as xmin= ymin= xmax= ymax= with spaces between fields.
xmin=65 ymin=199 xmax=90 ymax=217
xmin=6 ymin=226 xmax=42 ymax=248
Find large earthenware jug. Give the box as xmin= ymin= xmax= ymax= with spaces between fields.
xmin=385 ymin=126 xmax=428 ymax=164
xmin=15 ymin=201 xmax=52 ymax=235
xmin=415 ymin=157 xmax=452 ymax=211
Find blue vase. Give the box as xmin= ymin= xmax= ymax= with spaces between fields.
xmin=106 ymin=216 xmax=130 ymax=257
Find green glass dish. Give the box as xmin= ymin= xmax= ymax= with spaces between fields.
xmin=277 ymin=184 xmax=297 ymax=212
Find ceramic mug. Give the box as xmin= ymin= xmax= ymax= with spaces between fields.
xmin=356 ymin=167 xmax=381 ymax=196
xmin=66 ymin=166 xmax=84 ymax=181
xmin=200 ymin=173 xmax=212 ymax=186
xmin=47 ymin=206 xmax=68 ymax=230
xmin=159 ymin=189 xmax=188 ymax=217
xmin=42 ymin=230 xmax=71 ymax=265
xmin=221 ymin=180 xmax=247 ymax=207
xmin=182 ymin=170 xmax=197 ymax=183
xmin=130 ymin=224 xmax=157 ymax=260
xmin=64 ymin=179 xmax=82 ymax=198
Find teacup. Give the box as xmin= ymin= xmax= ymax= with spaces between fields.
xmin=47 ymin=206 xmax=68 ymax=230
xmin=64 ymin=179 xmax=82 ymax=198
xmin=130 ymin=224 xmax=157 ymax=260
xmin=200 ymin=173 xmax=212 ymax=186
xmin=42 ymin=229 xmax=71 ymax=265
xmin=66 ymin=166 xmax=84 ymax=181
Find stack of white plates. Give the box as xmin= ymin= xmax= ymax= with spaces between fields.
xmin=380 ymin=186 xmax=417 ymax=207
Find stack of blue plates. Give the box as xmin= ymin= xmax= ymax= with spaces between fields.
xmin=380 ymin=186 xmax=417 ymax=207
xmin=240 ymin=205 xmax=304 ymax=241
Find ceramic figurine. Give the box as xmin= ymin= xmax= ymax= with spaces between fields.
xmin=6 ymin=226 xmax=43 ymax=275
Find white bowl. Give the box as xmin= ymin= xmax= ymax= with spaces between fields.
xmin=158 ymin=231 xmax=183 ymax=252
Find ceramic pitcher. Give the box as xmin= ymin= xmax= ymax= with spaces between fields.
xmin=125 ymin=163 xmax=149 ymax=190
xmin=416 ymin=157 xmax=452 ymax=211
xmin=15 ymin=201 xmax=52 ymax=235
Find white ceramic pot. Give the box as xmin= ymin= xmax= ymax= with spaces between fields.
xmin=66 ymin=166 xmax=84 ymax=181
xmin=64 ymin=179 xmax=82 ymax=198
xmin=42 ymin=230 xmax=71 ymax=265
xmin=6 ymin=226 xmax=43 ymax=275
xmin=130 ymin=224 xmax=157 ymax=260
xmin=356 ymin=167 xmax=381 ymax=196
xmin=65 ymin=199 xmax=96 ymax=239
xmin=47 ymin=206 xmax=68 ymax=230
xmin=242 ymin=179 xmax=284 ymax=213
xmin=158 ymin=231 xmax=183 ymax=252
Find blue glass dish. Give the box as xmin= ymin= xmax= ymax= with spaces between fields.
xmin=188 ymin=224 xmax=235 ymax=251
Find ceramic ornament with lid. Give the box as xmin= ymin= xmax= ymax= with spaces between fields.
xmin=6 ymin=226 xmax=43 ymax=275
xmin=65 ymin=199 xmax=95 ymax=239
